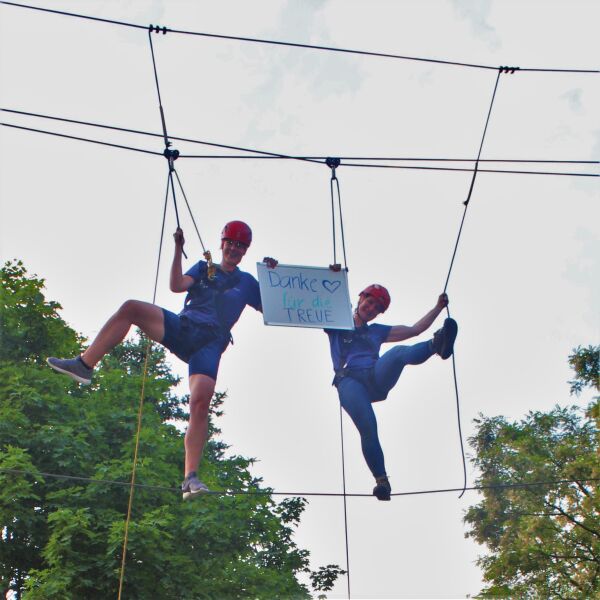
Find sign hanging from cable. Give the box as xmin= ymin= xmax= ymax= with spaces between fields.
xmin=257 ymin=263 xmax=353 ymax=329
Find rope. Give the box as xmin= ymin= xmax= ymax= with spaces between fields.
xmin=339 ymin=406 xmax=352 ymax=599
xmin=119 ymin=29 xmax=184 ymax=589
xmin=173 ymin=169 xmax=207 ymax=253
xmin=152 ymin=176 xmax=171 ymax=299
xmin=443 ymin=69 xmax=502 ymax=292
xmin=2 ymin=467 xmax=597 ymax=498
xmin=443 ymin=69 xmax=503 ymax=499
xmin=117 ymin=175 xmax=169 ymax=600
xmin=167 ymin=169 xmax=183 ymax=231
xmin=2 ymin=1 xmax=598 ymax=74
xmin=117 ymin=346 xmax=150 ymax=600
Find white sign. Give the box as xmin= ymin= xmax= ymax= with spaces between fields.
xmin=256 ymin=263 xmax=354 ymax=330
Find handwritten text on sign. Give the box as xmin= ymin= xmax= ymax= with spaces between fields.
xmin=256 ymin=263 xmax=353 ymax=330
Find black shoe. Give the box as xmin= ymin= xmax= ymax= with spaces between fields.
xmin=432 ymin=318 xmax=458 ymax=360
xmin=373 ymin=476 xmax=391 ymax=501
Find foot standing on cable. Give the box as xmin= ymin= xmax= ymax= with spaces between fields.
xmin=48 ymin=221 xmax=277 ymax=501
xmin=324 ymin=286 xmax=457 ymax=501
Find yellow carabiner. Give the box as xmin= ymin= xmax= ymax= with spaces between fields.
xmin=204 ymin=250 xmax=216 ymax=280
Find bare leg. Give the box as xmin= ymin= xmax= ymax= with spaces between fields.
xmin=81 ymin=300 xmax=165 ymax=367
xmin=184 ymin=373 xmax=216 ymax=476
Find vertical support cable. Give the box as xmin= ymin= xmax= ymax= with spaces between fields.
xmin=117 ymin=172 xmax=170 ymax=600
xmin=443 ymin=69 xmax=504 ymax=498
xmin=329 ymin=168 xmax=338 ymax=266
xmin=339 ymin=405 xmax=352 ymax=599
xmin=443 ymin=69 xmax=502 ymax=293
xmin=147 ymin=27 xmax=170 ymax=148
xmin=174 ymin=169 xmax=207 ymax=253
xmin=327 ymin=157 xmax=349 ymax=270
xmin=334 ymin=177 xmax=349 ymax=271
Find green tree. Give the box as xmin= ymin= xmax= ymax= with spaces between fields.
xmin=464 ymin=345 xmax=599 ymax=598
xmin=0 ymin=260 xmax=343 ymax=599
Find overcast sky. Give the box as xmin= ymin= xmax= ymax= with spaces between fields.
xmin=1 ymin=1 xmax=598 ymax=598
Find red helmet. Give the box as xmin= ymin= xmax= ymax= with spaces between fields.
xmin=221 ymin=220 xmax=252 ymax=246
xmin=359 ymin=284 xmax=391 ymax=312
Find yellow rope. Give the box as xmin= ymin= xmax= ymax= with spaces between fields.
xmin=117 ymin=340 xmax=151 ymax=600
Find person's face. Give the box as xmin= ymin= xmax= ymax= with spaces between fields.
xmin=357 ymin=294 xmax=384 ymax=323
xmin=221 ymin=238 xmax=248 ymax=267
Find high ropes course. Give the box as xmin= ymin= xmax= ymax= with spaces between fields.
xmin=1 ymin=2 xmax=598 ymax=598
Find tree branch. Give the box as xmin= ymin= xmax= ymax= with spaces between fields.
xmin=573 ymin=479 xmax=592 ymax=498
xmin=544 ymin=500 xmax=600 ymax=538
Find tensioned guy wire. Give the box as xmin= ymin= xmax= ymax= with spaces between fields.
xmin=1 ymin=1 xmax=598 ymax=73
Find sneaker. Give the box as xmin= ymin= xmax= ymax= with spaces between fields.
xmin=432 ymin=318 xmax=458 ymax=360
xmin=373 ymin=476 xmax=391 ymax=501
xmin=182 ymin=472 xmax=209 ymax=500
xmin=47 ymin=356 xmax=93 ymax=385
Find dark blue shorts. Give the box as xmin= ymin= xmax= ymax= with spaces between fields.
xmin=161 ymin=309 xmax=228 ymax=379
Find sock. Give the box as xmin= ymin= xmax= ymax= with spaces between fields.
xmin=78 ymin=356 xmax=92 ymax=370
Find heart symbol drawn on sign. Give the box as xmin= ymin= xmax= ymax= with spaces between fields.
xmin=322 ymin=280 xmax=341 ymax=294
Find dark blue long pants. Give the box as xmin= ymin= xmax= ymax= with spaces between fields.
xmin=336 ymin=341 xmax=433 ymax=478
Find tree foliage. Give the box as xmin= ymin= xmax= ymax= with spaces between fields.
xmin=465 ymin=345 xmax=599 ymax=598
xmin=0 ymin=260 xmax=343 ymax=599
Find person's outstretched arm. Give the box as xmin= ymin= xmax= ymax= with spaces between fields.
xmin=385 ymin=293 xmax=449 ymax=343
xmin=170 ymin=228 xmax=195 ymax=293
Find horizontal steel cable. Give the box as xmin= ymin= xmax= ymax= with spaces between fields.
xmin=1 ymin=467 xmax=597 ymax=498
xmin=2 ymin=121 xmax=596 ymax=177
xmin=1 ymin=1 xmax=598 ymax=74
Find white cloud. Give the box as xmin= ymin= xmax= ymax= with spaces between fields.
xmin=452 ymin=0 xmax=501 ymax=50
xmin=562 ymin=88 xmax=584 ymax=113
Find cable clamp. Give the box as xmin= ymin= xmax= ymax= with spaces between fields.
xmin=499 ymin=65 xmax=520 ymax=74
xmin=163 ymin=147 xmax=180 ymax=172
xmin=326 ymin=156 xmax=341 ymax=179
xmin=149 ymin=24 xmax=168 ymax=35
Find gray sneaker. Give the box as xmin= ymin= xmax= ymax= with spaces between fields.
xmin=47 ymin=356 xmax=93 ymax=385
xmin=182 ymin=472 xmax=209 ymax=500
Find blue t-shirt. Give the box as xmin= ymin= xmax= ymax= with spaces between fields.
xmin=325 ymin=323 xmax=392 ymax=372
xmin=181 ymin=260 xmax=261 ymax=332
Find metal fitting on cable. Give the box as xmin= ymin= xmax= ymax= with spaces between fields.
xmin=499 ymin=65 xmax=520 ymax=74
xmin=326 ymin=156 xmax=341 ymax=179
xmin=149 ymin=24 xmax=168 ymax=35
xmin=164 ymin=147 xmax=179 ymax=172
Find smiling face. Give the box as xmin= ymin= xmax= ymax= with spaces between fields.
xmin=356 ymin=294 xmax=384 ymax=324
xmin=220 ymin=238 xmax=248 ymax=270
